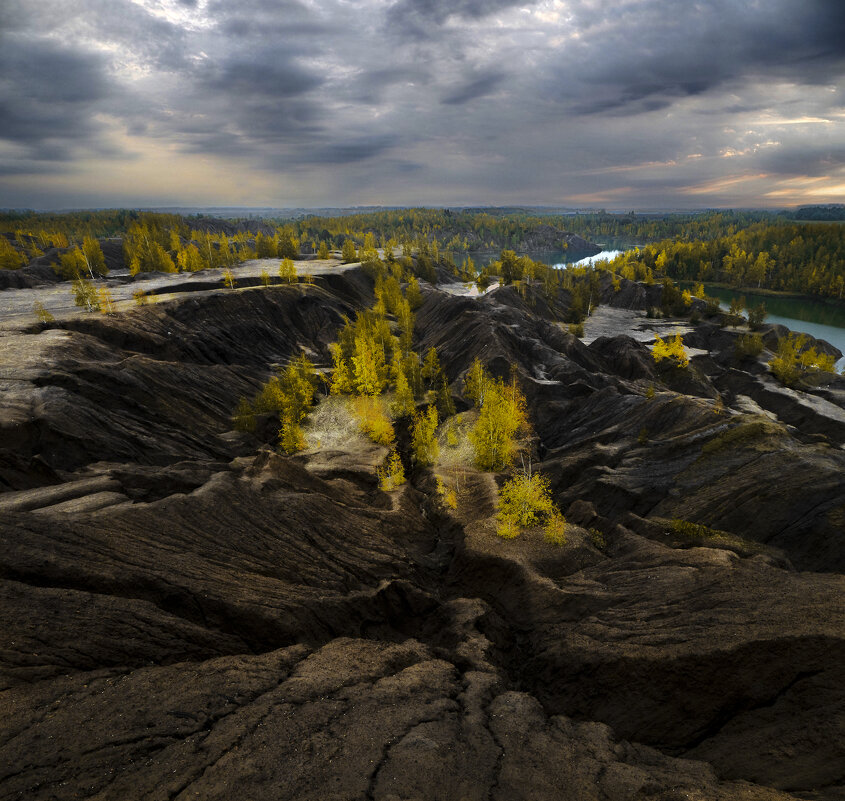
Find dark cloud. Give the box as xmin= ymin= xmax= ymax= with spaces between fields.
xmin=0 ymin=159 xmax=73 ymax=176
xmin=205 ymin=0 xmax=309 ymax=15
xmin=441 ymin=71 xmax=504 ymax=105
xmin=202 ymin=53 xmax=323 ymax=99
xmin=302 ymin=135 xmax=401 ymax=165
xmin=1 ymin=0 xmax=844 ymax=207
xmin=208 ymin=0 xmax=325 ymax=39
xmin=757 ymin=145 xmax=845 ymax=178
xmin=350 ymin=67 xmax=431 ymax=104
xmin=548 ymin=0 xmax=845 ymax=115
xmin=388 ymin=0 xmax=532 ymax=26
xmin=0 ymin=37 xmax=109 ymax=109
xmin=0 ymin=37 xmax=112 ymax=161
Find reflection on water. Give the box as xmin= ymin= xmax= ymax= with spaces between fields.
xmin=693 ymin=284 xmax=845 ymax=370
xmin=473 ymin=248 xmax=623 ymax=269
xmin=558 ymin=250 xmax=623 ymax=268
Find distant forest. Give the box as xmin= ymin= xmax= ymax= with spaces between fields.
xmin=606 ymin=223 xmax=845 ymax=300
xmin=292 ymin=208 xmax=781 ymax=251
xmin=1 ymin=207 xmax=843 ymax=301
xmin=0 ymin=207 xmax=783 ymax=251
xmin=790 ymin=205 xmax=845 ymax=221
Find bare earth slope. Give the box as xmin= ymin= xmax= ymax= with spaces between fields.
xmin=1 ymin=268 xmax=844 ymax=800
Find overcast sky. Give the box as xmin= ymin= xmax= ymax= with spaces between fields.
xmin=1 ymin=0 xmax=844 ymax=209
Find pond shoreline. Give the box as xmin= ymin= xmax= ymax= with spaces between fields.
xmin=681 ymin=280 xmax=845 ymax=309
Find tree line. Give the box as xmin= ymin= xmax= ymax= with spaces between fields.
xmin=602 ymin=223 xmax=845 ymax=300
xmin=291 ymin=208 xmax=788 ymax=254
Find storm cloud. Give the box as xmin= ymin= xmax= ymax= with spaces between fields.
xmin=1 ymin=0 xmax=844 ymax=207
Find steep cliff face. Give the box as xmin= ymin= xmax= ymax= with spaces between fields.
xmin=1 ymin=268 xmax=844 ymax=800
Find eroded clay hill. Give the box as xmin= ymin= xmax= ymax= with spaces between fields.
xmin=1 ymin=268 xmax=844 ymax=800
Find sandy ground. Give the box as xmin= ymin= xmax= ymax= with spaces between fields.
xmin=439 ymin=281 xmax=500 ymax=297
xmin=0 ymin=258 xmax=359 ymax=333
xmin=581 ymin=305 xmax=696 ymax=346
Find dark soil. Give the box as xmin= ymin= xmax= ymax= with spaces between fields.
xmin=1 ymin=269 xmax=844 ymax=800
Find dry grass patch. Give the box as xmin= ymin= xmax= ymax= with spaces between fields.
xmin=302 ymin=395 xmax=371 ymax=453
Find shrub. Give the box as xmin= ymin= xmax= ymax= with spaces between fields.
xmin=71 ymin=277 xmax=100 ymax=312
xmin=544 ymin=511 xmax=567 ymax=545
xmin=232 ymin=396 xmax=256 ymax=432
xmin=97 ymin=287 xmax=115 ymax=314
xmin=568 ymin=322 xmax=585 ymax=337
xmin=496 ymin=471 xmax=566 ymax=545
xmin=279 ymin=413 xmax=306 ymax=454
xmin=735 ymin=332 xmax=763 ymax=360
xmin=411 ymin=405 xmax=439 ymax=465
xmin=651 ymin=332 xmax=689 ymax=368
xmin=378 ymin=448 xmax=406 ymax=491
xmin=704 ymin=298 xmax=721 ymax=316
xmin=747 ymin=302 xmax=767 ymax=329
xmin=769 ymin=332 xmax=835 ymax=386
xmin=436 ymin=477 xmax=457 ymax=509
xmin=355 ymin=396 xmax=395 ymax=445
xmin=587 ymin=527 xmax=606 ymax=550
xmin=800 ymin=346 xmax=835 ymax=373
xmin=670 ymin=518 xmax=733 ymax=544
xmin=468 ymin=369 xmax=529 ymax=471
xmin=729 ymin=296 xmax=745 ymax=316
xmin=33 ymin=301 xmax=54 ymax=323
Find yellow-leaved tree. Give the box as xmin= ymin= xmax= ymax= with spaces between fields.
xmin=355 ymin=396 xmax=395 ymax=444
xmin=391 ymin=356 xmax=416 ymax=416
xmin=464 ymin=358 xmax=487 ymax=407
xmin=467 ymin=366 xmax=528 ymax=471
xmin=352 ymin=333 xmax=387 ymax=396
xmin=497 ymin=470 xmax=566 ymax=544
xmin=651 ymin=332 xmax=689 ymax=368
xmin=378 ymin=448 xmax=406 ymax=491
xmin=341 ymin=239 xmax=357 ymax=263
xmin=279 ymin=257 xmax=296 ymax=283
xmin=245 ymin=352 xmax=317 ymax=454
xmin=770 ymin=333 xmax=836 ymax=386
xmin=411 ymin=405 xmax=439 ymax=466
xmin=329 ymin=342 xmax=355 ymax=394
